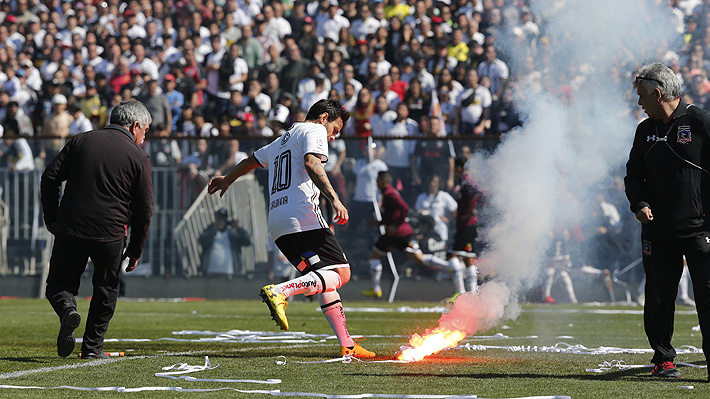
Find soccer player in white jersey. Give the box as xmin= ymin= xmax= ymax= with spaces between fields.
xmin=208 ymin=99 xmax=375 ymax=358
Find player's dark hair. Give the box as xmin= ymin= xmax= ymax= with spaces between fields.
xmin=305 ymin=99 xmax=350 ymax=124
xmin=378 ymin=170 xmax=393 ymax=184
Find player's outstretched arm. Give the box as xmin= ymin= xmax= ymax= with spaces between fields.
xmin=304 ymin=153 xmax=349 ymax=224
xmin=208 ymin=154 xmax=261 ymax=197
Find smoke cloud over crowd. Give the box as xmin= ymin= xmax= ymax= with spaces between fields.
xmin=446 ymin=0 xmax=680 ymax=335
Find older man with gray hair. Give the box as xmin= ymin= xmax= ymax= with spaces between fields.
xmin=626 ymin=62 xmax=710 ymax=380
xmin=41 ymin=100 xmax=153 ymax=360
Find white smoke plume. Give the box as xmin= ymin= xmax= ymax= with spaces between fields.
xmin=445 ymin=0 xmax=679 ymax=335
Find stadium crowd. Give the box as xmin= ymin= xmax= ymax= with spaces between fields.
xmin=0 ymin=0 xmax=706 ymax=301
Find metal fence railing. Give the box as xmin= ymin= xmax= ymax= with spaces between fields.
xmin=173 ymin=174 xmax=269 ymax=277
xmin=0 ymin=164 xmax=270 ymax=277
xmin=0 ymin=196 xmax=8 ymax=275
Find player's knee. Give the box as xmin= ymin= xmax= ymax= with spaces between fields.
xmin=335 ymin=266 xmax=351 ymax=285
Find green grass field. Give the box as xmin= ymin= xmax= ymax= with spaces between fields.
xmin=0 ymin=297 xmax=706 ymax=398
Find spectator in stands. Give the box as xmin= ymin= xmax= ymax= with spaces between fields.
xmin=163 ymin=74 xmax=184 ymax=132
xmin=372 ymin=73 xmax=400 ymax=110
xmin=401 ymin=77 xmax=431 ymax=123
xmin=412 ymin=115 xmax=456 ymax=191
xmin=384 ymin=102 xmax=419 ymax=204
xmin=414 ymin=173 xmax=457 ymax=243
xmin=317 ymin=0 xmax=350 ymax=43
xmin=477 ymin=44 xmax=509 ymax=102
xmin=129 ymin=42 xmax=159 ymax=82
xmin=3 ymin=100 xmax=33 ymax=137
xmin=348 ymin=141 xmax=388 ymax=237
xmin=180 ymin=138 xmax=215 ymax=201
xmin=0 ymin=130 xmax=35 ymax=171
xmin=351 ymin=86 xmax=375 ymax=138
xmin=204 ymin=34 xmax=231 ymax=119
xmin=198 ymin=208 xmax=251 ymax=278
xmin=280 ymin=44 xmax=310 ymax=98
xmin=301 ymin=73 xmax=329 ymax=111
xmin=141 ymin=79 xmax=172 ymax=134
xmin=193 ymin=107 xmax=219 ymax=137
xmin=40 ymin=93 xmax=73 ymax=162
xmin=68 ymin=102 xmax=93 ymax=136
xmin=333 ymin=63 xmax=363 ymax=99
xmin=254 ymin=112 xmax=275 ymax=137
xmin=146 ymin=123 xmax=182 ymax=167
xmin=456 ymin=68 xmax=492 ymax=136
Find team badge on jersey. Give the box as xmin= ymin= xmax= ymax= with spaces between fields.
xmin=642 ymin=240 xmax=652 ymax=256
xmin=281 ymin=131 xmax=291 ymax=145
xmin=677 ymin=125 xmax=691 ymax=144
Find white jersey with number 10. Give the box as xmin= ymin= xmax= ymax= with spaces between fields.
xmin=253 ymin=122 xmax=330 ymax=240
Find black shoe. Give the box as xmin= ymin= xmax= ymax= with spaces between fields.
xmin=81 ymin=352 xmax=110 ymax=360
xmin=57 ymin=310 xmax=81 ymax=358
xmin=651 ymin=361 xmax=681 ymax=378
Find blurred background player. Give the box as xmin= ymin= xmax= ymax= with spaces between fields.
xmin=447 ymin=157 xmax=485 ymax=303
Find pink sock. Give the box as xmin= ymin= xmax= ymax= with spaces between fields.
xmin=319 ymin=290 xmax=354 ymax=347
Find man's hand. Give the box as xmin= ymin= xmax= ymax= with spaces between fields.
xmin=332 ymin=199 xmax=349 ymax=225
xmin=207 ymin=176 xmax=231 ymax=197
xmin=635 ymin=206 xmax=653 ymax=223
xmin=123 ymin=252 xmax=140 ymax=272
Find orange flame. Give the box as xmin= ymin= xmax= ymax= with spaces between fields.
xmin=396 ymin=327 xmax=467 ymax=361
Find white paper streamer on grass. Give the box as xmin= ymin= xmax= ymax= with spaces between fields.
xmin=104 ymin=330 xmax=547 ymax=344
xmin=586 ymin=360 xmax=707 ymax=373
xmin=155 ymin=356 xmax=219 ymax=376
xmin=275 ymin=356 xmax=410 ymax=365
xmin=459 ymin=342 xmax=704 ymax=355
xmin=154 ymin=356 xmax=280 ymax=384
xmin=104 ymin=329 xmax=329 ymax=344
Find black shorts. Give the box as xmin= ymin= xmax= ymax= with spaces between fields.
xmin=450 ymin=225 xmax=477 ymax=257
xmin=275 ymin=228 xmax=349 ymax=275
xmin=374 ymin=234 xmax=420 ymax=254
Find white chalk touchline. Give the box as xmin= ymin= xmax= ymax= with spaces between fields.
xmin=0 ymin=384 xmax=571 ymax=398
xmin=0 ymin=344 xmax=311 ymax=380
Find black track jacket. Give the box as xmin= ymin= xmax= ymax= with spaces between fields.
xmin=625 ymin=101 xmax=710 ymax=240
xmin=41 ymin=125 xmax=153 ymax=258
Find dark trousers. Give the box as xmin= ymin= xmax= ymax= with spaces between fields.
xmin=45 ymin=234 xmax=124 ymax=355
xmin=642 ymin=235 xmax=710 ymax=364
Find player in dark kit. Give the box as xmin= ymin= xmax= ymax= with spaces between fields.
xmin=447 ymin=157 xmax=485 ymax=303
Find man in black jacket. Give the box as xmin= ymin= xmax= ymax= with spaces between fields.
xmin=625 ymin=63 xmax=710 ymax=380
xmin=41 ymin=101 xmax=153 ymax=359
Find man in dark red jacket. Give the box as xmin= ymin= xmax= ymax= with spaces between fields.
xmin=41 ymin=100 xmax=153 ymax=360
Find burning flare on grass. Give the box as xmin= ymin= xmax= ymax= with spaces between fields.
xmin=397 ymin=327 xmax=466 ymax=361
xmin=397 ymin=281 xmax=518 ymax=361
